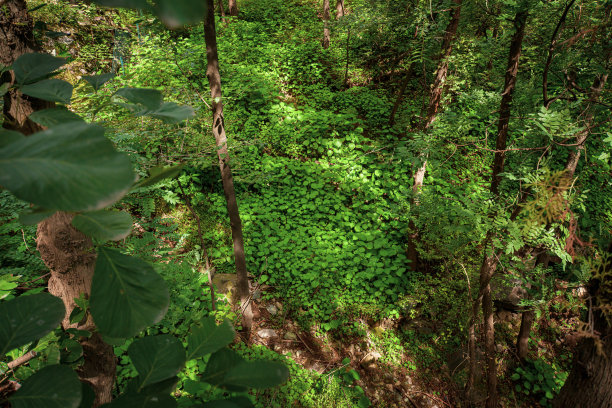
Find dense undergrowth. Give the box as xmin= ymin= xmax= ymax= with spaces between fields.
xmin=1 ymin=0 xmax=610 ymax=406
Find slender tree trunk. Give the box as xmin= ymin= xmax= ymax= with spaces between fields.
xmin=406 ymin=0 xmax=461 ymax=269
xmin=336 ymin=0 xmax=344 ymax=18
xmin=228 ymin=0 xmax=238 ymax=17
xmin=467 ymin=11 xmax=529 ymax=405
xmin=389 ymin=64 xmax=414 ymax=126
xmin=490 ymin=10 xmax=528 ymax=195
xmin=217 ymin=0 xmax=226 ymax=20
xmin=203 ymin=0 xmax=252 ymax=336
xmin=564 ymin=73 xmax=608 ymax=178
xmin=1 ymin=3 xmax=115 ymax=406
xmin=322 ymin=0 xmax=331 ymax=49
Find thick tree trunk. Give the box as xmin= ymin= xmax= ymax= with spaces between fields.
xmin=203 ymin=0 xmax=253 ymax=336
xmin=1 ymin=3 xmax=115 ymax=406
xmin=322 ymin=0 xmax=330 ymax=49
xmin=37 ymin=213 xmax=115 ymax=406
xmin=335 ymin=0 xmax=344 ymax=18
xmin=228 ymin=0 xmax=238 ymax=17
xmin=490 ymin=11 xmax=528 ymax=195
xmin=554 ymin=245 xmax=612 ymax=407
xmin=0 ymin=0 xmax=52 ymax=134
xmin=217 ymin=0 xmax=226 ymax=20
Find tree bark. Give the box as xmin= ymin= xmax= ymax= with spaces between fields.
xmin=467 ymin=11 xmax=528 ymax=405
xmin=322 ymin=0 xmax=331 ymax=49
xmin=228 ymin=0 xmax=238 ymax=17
xmin=217 ymin=0 xmax=226 ymax=20
xmin=335 ymin=0 xmax=344 ymax=18
xmin=406 ymin=0 xmax=461 ymax=270
xmin=554 ymin=244 xmax=612 ymax=407
xmin=203 ymin=0 xmax=253 ymax=336
xmin=37 ymin=213 xmax=115 ymax=406
xmin=0 ymin=0 xmax=52 ymax=134
xmin=564 ymin=73 xmax=608 ymax=178
xmin=1 ymin=2 xmax=116 ymax=406
xmin=388 ymin=65 xmax=413 ymax=126
xmin=412 ymin=0 xmax=462 ymax=191
xmin=490 ymin=10 xmax=528 ymax=195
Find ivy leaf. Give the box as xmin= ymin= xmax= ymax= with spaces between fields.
xmin=29 ymin=107 xmax=84 ymax=128
xmin=9 ymin=365 xmax=81 ymax=408
xmin=21 ymin=79 xmax=73 ymax=104
xmin=72 ymin=210 xmax=133 ymax=241
xmin=12 ymin=53 xmax=66 ymax=84
xmin=82 ymin=73 xmax=115 ymax=91
xmin=148 ymin=102 xmax=195 ymax=124
xmin=0 ymin=122 xmax=135 ymax=212
xmin=187 ymin=317 xmax=235 ymax=360
xmin=0 ymin=293 xmax=65 ymax=355
xmin=133 ymin=165 xmax=184 ymax=189
xmin=90 ymin=248 xmax=169 ymax=338
xmin=128 ymin=335 xmax=185 ymax=388
xmin=154 ymin=0 xmax=207 ymax=29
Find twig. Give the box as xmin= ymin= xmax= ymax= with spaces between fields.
xmin=8 ymin=351 xmax=37 ymax=370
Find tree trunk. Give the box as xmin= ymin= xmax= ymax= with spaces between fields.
xmin=388 ymin=65 xmax=413 ymax=126
xmin=203 ymin=0 xmax=252 ymax=336
xmin=406 ymin=0 xmax=461 ymax=270
xmin=228 ymin=0 xmax=238 ymax=17
xmin=554 ymin=245 xmax=612 ymax=407
xmin=322 ymin=0 xmax=331 ymax=49
xmin=217 ymin=0 xmax=226 ymax=20
xmin=0 ymin=0 xmax=52 ymax=134
xmin=467 ymin=10 xmax=529 ymax=404
xmin=1 ymin=3 xmax=115 ymax=406
xmin=490 ymin=10 xmax=528 ymax=195
xmin=37 ymin=213 xmax=115 ymax=406
xmin=336 ymin=0 xmax=344 ymax=18
xmin=412 ymin=0 xmax=462 ymax=191
xmin=564 ymin=73 xmax=608 ymax=178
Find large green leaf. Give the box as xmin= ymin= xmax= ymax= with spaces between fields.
xmin=12 ymin=53 xmax=66 ymax=84
xmin=29 ymin=107 xmax=84 ymax=128
xmin=78 ymin=383 xmax=96 ymax=408
xmin=0 ymin=293 xmax=65 ymax=355
xmin=133 ymin=165 xmax=184 ymax=189
xmin=19 ymin=208 xmax=56 ymax=225
xmin=21 ymin=79 xmax=73 ymax=104
xmin=128 ymin=335 xmax=185 ymax=388
xmin=0 ymin=129 xmax=24 ymax=149
xmin=148 ymin=102 xmax=195 ymax=123
xmin=90 ymin=248 xmax=169 ymax=338
xmin=0 ymin=122 xmax=135 ymax=211
xmin=187 ymin=317 xmax=235 ymax=360
xmin=100 ymin=393 xmax=176 ymax=408
xmin=9 ymin=365 xmax=81 ymax=408
xmin=154 ymin=0 xmax=207 ymax=28
xmin=203 ymin=397 xmax=254 ymax=408
xmin=82 ymin=73 xmax=115 ymax=91
xmin=72 ymin=210 xmax=133 ymax=241
xmin=114 ymin=88 xmax=163 ymax=113
xmin=202 ymin=348 xmax=245 ymax=390
xmin=202 ymin=348 xmax=289 ymax=391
